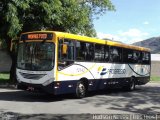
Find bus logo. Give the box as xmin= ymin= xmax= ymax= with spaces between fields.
xmin=98 ymin=66 xmax=126 ymax=75
xmin=98 ymin=66 xmax=107 ymax=76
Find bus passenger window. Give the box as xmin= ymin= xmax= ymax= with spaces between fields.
xmin=133 ymin=51 xmax=141 ymax=63
xmin=95 ymin=44 xmax=105 ymax=62
xmin=76 ymin=41 xmax=94 ymax=61
xmin=109 ymin=47 xmax=122 ymax=63
xmin=104 ymin=46 xmax=109 ymax=62
xmin=142 ymin=52 xmax=150 ymax=64
xmin=85 ymin=43 xmax=94 ymax=61
xmin=76 ymin=41 xmax=85 ymax=60
xmin=127 ymin=52 xmax=133 ymax=62
xmin=123 ymin=49 xmax=133 ymax=63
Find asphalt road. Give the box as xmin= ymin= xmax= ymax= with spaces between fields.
xmin=0 ymin=82 xmax=160 ymax=120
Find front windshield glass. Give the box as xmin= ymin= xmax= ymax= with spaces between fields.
xmin=17 ymin=42 xmax=55 ymax=71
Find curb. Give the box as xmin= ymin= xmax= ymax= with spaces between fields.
xmin=0 ymin=82 xmax=17 ymax=89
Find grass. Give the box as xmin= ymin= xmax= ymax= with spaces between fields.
xmin=150 ymin=76 xmax=160 ymax=82
xmin=0 ymin=72 xmax=10 ymax=81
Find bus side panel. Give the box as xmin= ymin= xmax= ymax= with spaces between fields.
xmin=56 ymin=62 xmax=150 ymax=94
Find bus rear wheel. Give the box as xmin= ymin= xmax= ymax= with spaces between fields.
xmin=124 ymin=77 xmax=135 ymax=91
xmin=128 ymin=78 xmax=135 ymax=91
xmin=75 ymin=81 xmax=86 ymax=98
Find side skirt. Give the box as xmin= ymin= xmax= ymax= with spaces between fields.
xmin=17 ymin=76 xmax=150 ymax=95
xmin=54 ymin=76 xmax=150 ymax=95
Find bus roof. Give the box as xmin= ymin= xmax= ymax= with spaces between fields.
xmin=21 ymin=31 xmax=151 ymax=52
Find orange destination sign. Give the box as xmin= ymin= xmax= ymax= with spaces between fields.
xmin=20 ymin=33 xmax=53 ymax=41
xmin=28 ymin=34 xmax=47 ymax=39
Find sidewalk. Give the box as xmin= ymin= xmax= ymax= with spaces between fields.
xmin=0 ymin=81 xmax=16 ymax=89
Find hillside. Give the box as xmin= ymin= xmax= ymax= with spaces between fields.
xmin=132 ymin=37 xmax=160 ymax=54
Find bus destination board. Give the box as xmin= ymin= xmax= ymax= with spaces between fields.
xmin=20 ymin=33 xmax=53 ymax=41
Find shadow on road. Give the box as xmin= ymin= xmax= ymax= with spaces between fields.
xmin=79 ymin=85 xmax=160 ymax=114
xmin=19 ymin=114 xmax=92 ymax=120
xmin=0 ymin=112 xmax=92 ymax=120
xmin=0 ymin=83 xmax=160 ymax=114
xmin=0 ymin=87 xmax=140 ymax=102
xmin=0 ymin=90 xmax=77 ymax=102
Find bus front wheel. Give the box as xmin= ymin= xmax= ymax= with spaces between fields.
xmin=75 ymin=81 xmax=86 ymax=98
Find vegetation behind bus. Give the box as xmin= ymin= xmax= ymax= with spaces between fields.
xmin=150 ymin=76 xmax=160 ymax=82
xmin=0 ymin=72 xmax=9 ymax=80
xmin=0 ymin=0 xmax=115 ymax=82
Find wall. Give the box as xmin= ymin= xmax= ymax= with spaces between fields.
xmin=151 ymin=61 xmax=160 ymax=77
xmin=0 ymin=50 xmax=12 ymax=72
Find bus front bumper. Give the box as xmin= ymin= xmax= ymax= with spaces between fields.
xmin=17 ymin=80 xmax=77 ymax=95
xmin=17 ymin=82 xmax=55 ymax=94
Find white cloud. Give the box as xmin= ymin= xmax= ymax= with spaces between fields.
xmin=96 ymin=32 xmax=108 ymax=39
xmin=118 ymin=28 xmax=149 ymax=44
xmin=96 ymin=28 xmax=149 ymax=44
xmin=118 ymin=28 xmax=149 ymax=37
xmin=129 ymin=38 xmax=144 ymax=44
xmin=97 ymin=32 xmax=120 ymax=41
xmin=143 ymin=21 xmax=149 ymax=25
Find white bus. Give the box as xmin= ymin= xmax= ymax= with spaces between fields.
xmin=16 ymin=31 xmax=151 ymax=98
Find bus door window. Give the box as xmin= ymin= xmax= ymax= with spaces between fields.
xmin=58 ymin=39 xmax=75 ymax=69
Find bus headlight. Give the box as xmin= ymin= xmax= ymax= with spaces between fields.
xmin=42 ymin=78 xmax=54 ymax=86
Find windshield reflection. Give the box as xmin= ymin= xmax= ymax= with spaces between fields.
xmin=17 ymin=42 xmax=55 ymax=71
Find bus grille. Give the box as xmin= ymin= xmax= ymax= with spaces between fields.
xmin=19 ymin=72 xmax=46 ymax=80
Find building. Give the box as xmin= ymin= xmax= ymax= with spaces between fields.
xmin=151 ymin=54 xmax=160 ymax=77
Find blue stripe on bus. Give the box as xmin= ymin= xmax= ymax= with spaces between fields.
xmin=18 ymin=76 xmax=150 ymax=95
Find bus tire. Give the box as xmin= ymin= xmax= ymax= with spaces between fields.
xmin=124 ymin=77 xmax=135 ymax=91
xmin=75 ymin=81 xmax=86 ymax=98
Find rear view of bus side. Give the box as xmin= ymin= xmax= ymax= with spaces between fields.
xmin=16 ymin=31 xmax=151 ymax=98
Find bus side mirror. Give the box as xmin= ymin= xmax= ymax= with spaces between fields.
xmin=62 ymin=44 xmax=68 ymax=54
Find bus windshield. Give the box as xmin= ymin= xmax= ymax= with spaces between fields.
xmin=17 ymin=42 xmax=55 ymax=71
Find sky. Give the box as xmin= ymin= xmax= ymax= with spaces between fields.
xmin=93 ymin=0 xmax=160 ymax=44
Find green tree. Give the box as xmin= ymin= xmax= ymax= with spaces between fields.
xmin=0 ymin=0 xmax=115 ymax=81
